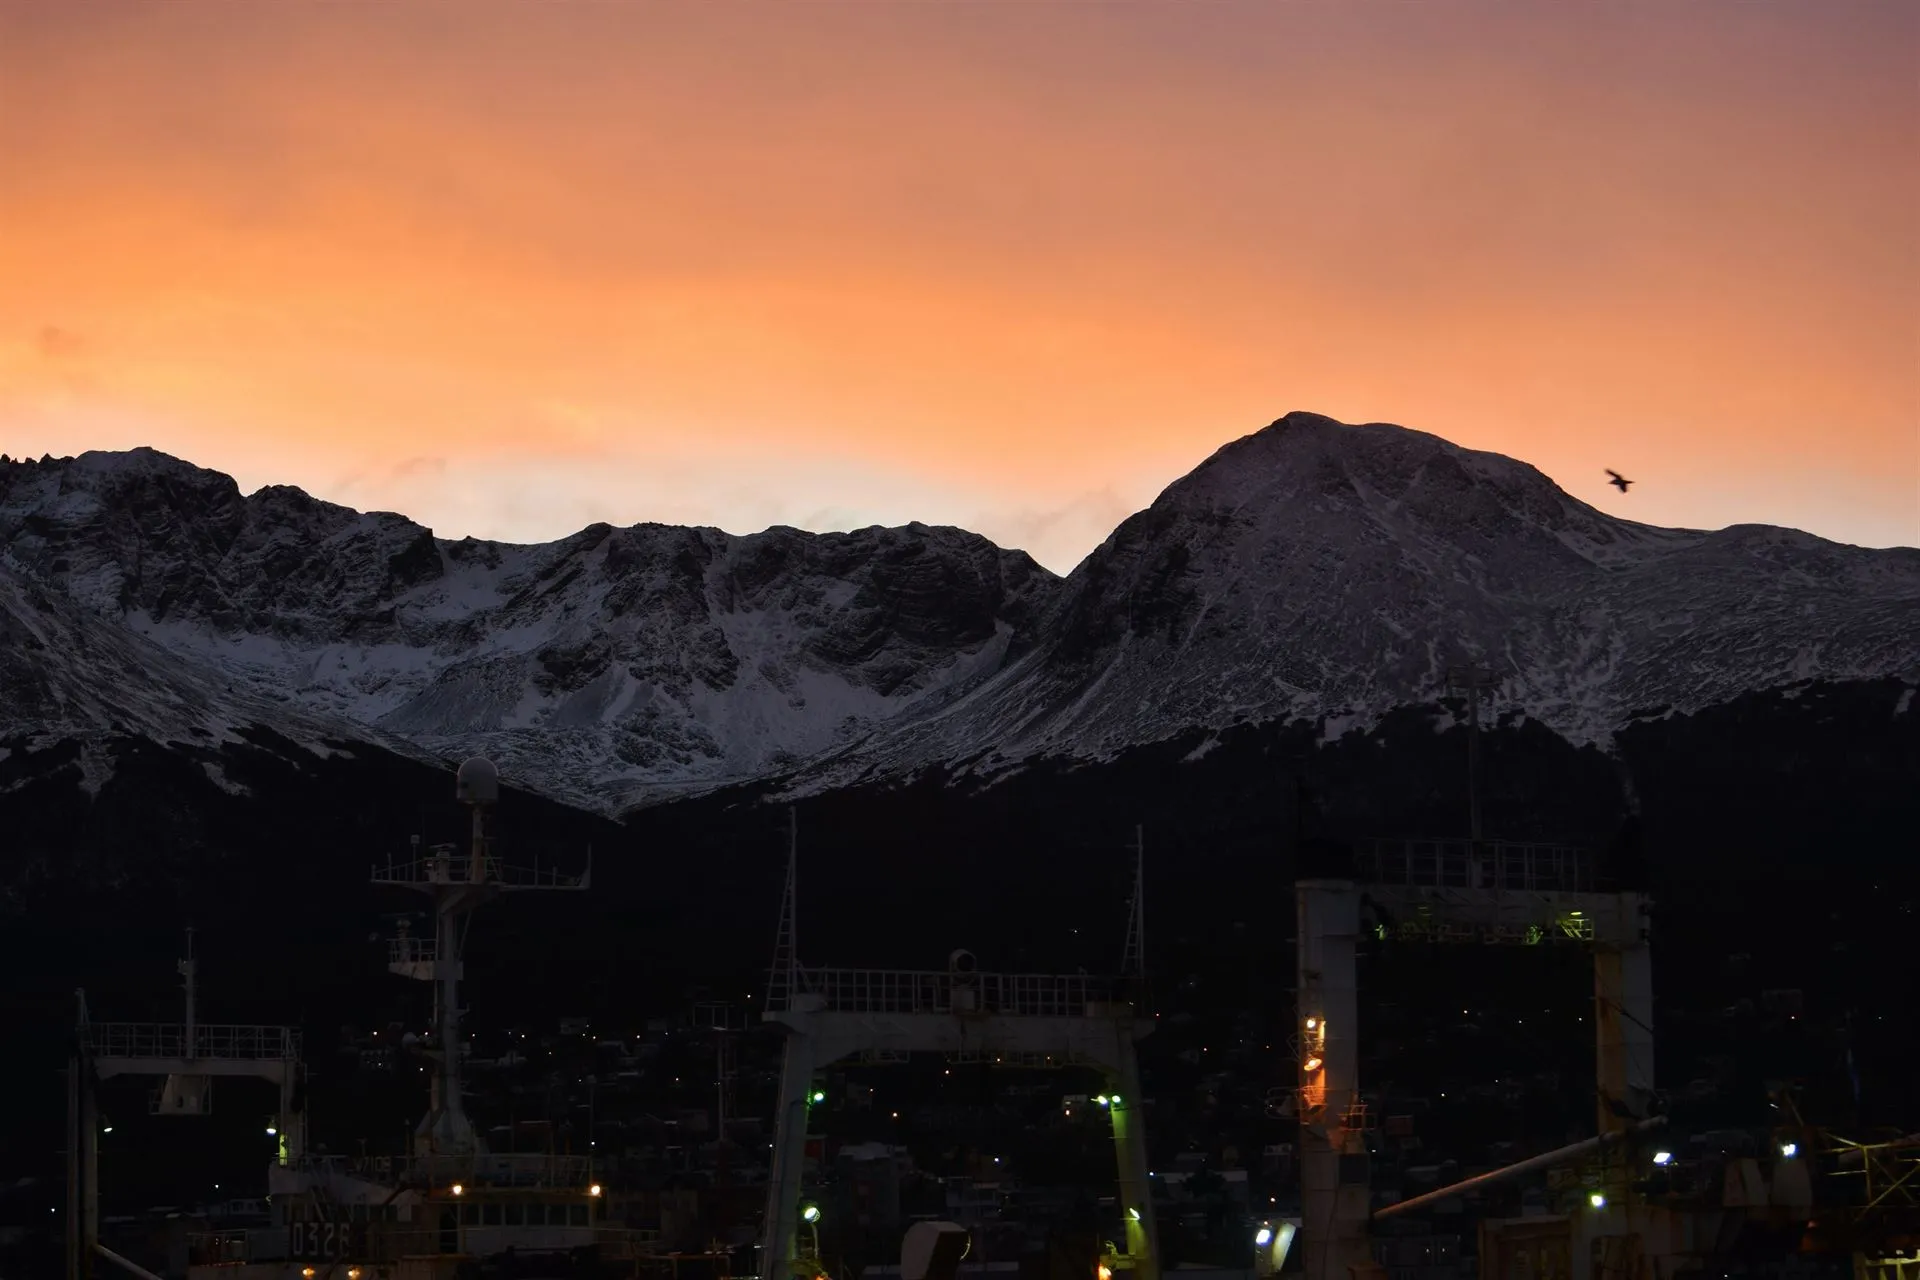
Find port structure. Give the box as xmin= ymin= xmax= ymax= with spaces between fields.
xmin=1295 ymin=838 xmax=1654 ymax=1280
xmin=372 ymin=755 xmax=590 ymax=1163
xmin=760 ymin=815 xmax=1159 ymax=1280
xmin=67 ymin=929 xmax=303 ymax=1280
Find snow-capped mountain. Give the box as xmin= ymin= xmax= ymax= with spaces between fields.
xmin=3 ymin=413 xmax=1915 ymax=813
xmin=0 ymin=447 xmax=1051 ymax=810
xmin=799 ymin=413 xmax=1920 ymax=788
xmin=0 ymin=556 xmax=425 ymax=794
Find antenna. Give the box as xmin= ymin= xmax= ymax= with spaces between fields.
xmin=768 ymin=808 xmax=800 ymax=1011
xmin=373 ymin=755 xmax=586 ymax=1160
xmin=178 ymin=927 xmax=197 ymax=1060
xmin=1445 ymin=664 xmax=1499 ymax=848
xmin=1121 ymin=824 xmax=1147 ymax=999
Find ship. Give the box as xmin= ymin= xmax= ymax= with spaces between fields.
xmin=65 ymin=757 xmax=664 ymax=1280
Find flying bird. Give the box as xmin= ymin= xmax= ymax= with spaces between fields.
xmin=1606 ymin=469 xmax=1633 ymax=493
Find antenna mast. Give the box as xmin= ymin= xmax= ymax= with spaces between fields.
xmin=1122 ymin=824 xmax=1147 ymax=1000
xmin=178 ymin=928 xmax=197 ymax=1058
xmin=768 ymin=808 xmax=800 ymax=1011
xmin=1445 ymin=664 xmax=1499 ymax=848
xmin=373 ymin=756 xmax=587 ymax=1160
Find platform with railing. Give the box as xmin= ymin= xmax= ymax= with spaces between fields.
xmin=387 ymin=935 xmax=439 ymax=967
xmin=1355 ymin=839 xmax=1598 ymax=894
xmin=780 ymin=968 xmax=1130 ymax=1017
xmin=85 ymin=1022 xmax=301 ymax=1062
xmin=370 ymin=849 xmax=588 ymax=891
xmin=283 ymin=1150 xmax=598 ymax=1190
xmin=189 ymin=1222 xmax=661 ymax=1268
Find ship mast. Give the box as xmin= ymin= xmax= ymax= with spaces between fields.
xmin=374 ymin=757 xmax=589 ymax=1159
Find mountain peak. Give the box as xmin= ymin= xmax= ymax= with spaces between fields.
xmin=3 ymin=419 xmax=1915 ymax=813
xmin=1137 ymin=410 xmax=1694 ymax=576
xmin=1173 ymin=411 xmax=1541 ymax=508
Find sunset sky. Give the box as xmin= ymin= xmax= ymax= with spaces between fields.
xmin=1 ymin=1 xmax=1913 ymax=572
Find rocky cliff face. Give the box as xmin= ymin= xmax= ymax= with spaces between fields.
xmin=0 ymin=448 xmax=1053 ymax=809
xmin=796 ymin=413 xmax=1920 ymax=789
xmin=3 ymin=414 xmax=1915 ymax=812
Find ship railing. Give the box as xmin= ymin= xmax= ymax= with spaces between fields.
xmin=292 ymin=1151 xmax=597 ymax=1187
xmin=1355 ymin=839 xmax=1597 ymax=894
xmin=388 ymin=935 xmax=437 ymax=966
xmin=793 ymin=968 xmax=1130 ymax=1017
xmin=190 ymin=1224 xmax=660 ymax=1265
xmin=370 ymin=851 xmax=586 ymax=890
xmin=85 ymin=1022 xmax=301 ymax=1061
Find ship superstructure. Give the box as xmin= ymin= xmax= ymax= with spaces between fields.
xmin=67 ymin=756 xmax=640 ymax=1280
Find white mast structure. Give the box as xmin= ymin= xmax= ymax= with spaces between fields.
xmin=374 ymin=756 xmax=590 ymax=1160
xmin=759 ymin=820 xmax=1160 ymax=1280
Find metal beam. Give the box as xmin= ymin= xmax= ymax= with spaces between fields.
xmin=93 ymin=1244 xmax=166 ymax=1280
xmin=1373 ymin=1117 xmax=1666 ymax=1221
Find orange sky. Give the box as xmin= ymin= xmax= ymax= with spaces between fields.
xmin=1 ymin=1 xmax=1914 ymax=570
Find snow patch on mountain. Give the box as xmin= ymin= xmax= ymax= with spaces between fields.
xmin=0 ymin=555 xmax=412 ymax=792
xmin=4 ymin=416 xmax=1916 ymax=815
xmin=780 ymin=413 xmax=1920 ymax=796
xmin=0 ymin=451 xmax=1051 ymax=808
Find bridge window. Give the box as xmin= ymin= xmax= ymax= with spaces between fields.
xmin=504 ymin=1204 xmax=525 ymax=1227
xmin=483 ymin=1203 xmax=502 ymax=1226
xmin=569 ymin=1204 xmax=588 ymax=1227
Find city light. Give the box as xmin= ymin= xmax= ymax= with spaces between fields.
xmin=811 ymin=1091 xmax=826 ymax=1105
xmin=451 ymin=1184 xmax=464 ymax=1197
xmin=1653 ymin=1151 xmax=1673 ymax=1166
xmin=801 ymin=1203 xmax=822 ymax=1224
xmin=1255 ymin=1227 xmax=1274 ymax=1247
xmin=590 ymin=1184 xmax=603 ymax=1197
xmin=1781 ymin=1143 xmax=1799 ymax=1159
xmin=1589 ymin=1192 xmax=1607 ymax=1209
xmin=266 ymin=1127 xmax=277 ymax=1136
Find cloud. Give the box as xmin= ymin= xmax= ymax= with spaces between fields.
xmin=389 ymin=455 xmax=448 ymax=480
xmin=281 ymin=443 xmax=1150 ymax=571
xmin=972 ymin=487 xmax=1144 ymax=573
xmin=36 ymin=326 xmax=86 ymax=360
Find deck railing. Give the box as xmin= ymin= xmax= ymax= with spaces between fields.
xmin=291 ymin=1150 xmax=597 ymax=1188
xmin=85 ymin=1022 xmax=300 ymax=1061
xmin=1355 ymin=839 xmax=1598 ymax=894
xmin=188 ymin=1223 xmax=660 ymax=1266
xmin=370 ymin=849 xmax=586 ymax=890
xmin=789 ymin=968 xmax=1128 ymax=1017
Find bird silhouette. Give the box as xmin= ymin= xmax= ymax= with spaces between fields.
xmin=1606 ymin=469 xmax=1633 ymax=493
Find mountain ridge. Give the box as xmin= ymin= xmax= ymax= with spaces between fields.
xmin=3 ymin=413 xmax=1915 ymax=813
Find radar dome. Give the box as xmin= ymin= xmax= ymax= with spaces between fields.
xmin=456 ymin=757 xmax=501 ymax=805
